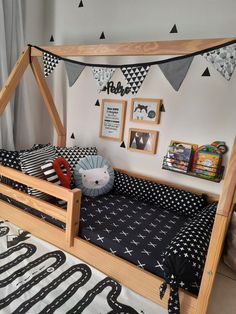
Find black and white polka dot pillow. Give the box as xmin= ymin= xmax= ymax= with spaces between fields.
xmin=113 ymin=171 xmax=207 ymax=216
xmin=0 ymin=150 xmax=27 ymax=192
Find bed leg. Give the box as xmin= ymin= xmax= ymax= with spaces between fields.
xmin=66 ymin=188 xmax=81 ymax=247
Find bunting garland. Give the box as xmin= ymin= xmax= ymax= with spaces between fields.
xmin=203 ymin=43 xmax=236 ymax=80
xmin=33 ymin=39 xmax=236 ymax=93
xmin=43 ymin=52 xmax=60 ymax=77
xmin=92 ymin=67 xmax=116 ymax=92
xmin=121 ymin=66 xmax=150 ymax=95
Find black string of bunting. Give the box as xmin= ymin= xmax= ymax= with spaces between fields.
xmin=29 ymin=40 xmax=236 ymax=94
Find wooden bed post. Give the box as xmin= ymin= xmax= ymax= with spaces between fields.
xmin=30 ymin=57 xmax=66 ymax=147
xmin=195 ymin=137 xmax=236 ymax=314
xmin=66 ymin=188 xmax=81 ymax=247
xmin=0 ymin=47 xmax=30 ymax=114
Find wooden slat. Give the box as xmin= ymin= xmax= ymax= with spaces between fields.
xmin=114 ymin=168 xmax=219 ymax=202
xmin=217 ymin=137 xmax=236 ymax=216
xmin=0 ymin=182 xmax=66 ymax=223
xmin=195 ymin=138 xmax=236 ymax=313
xmin=0 ymin=165 xmax=71 ymax=201
xmin=194 ymin=214 xmax=228 ymax=314
xmin=0 ymin=201 xmax=197 ymax=314
xmin=0 ymin=47 xmax=30 ymax=114
xmin=30 ymin=38 xmax=235 ymax=57
xmin=66 ymin=188 xmax=81 ymax=247
xmin=30 ymin=57 xmax=66 ymax=147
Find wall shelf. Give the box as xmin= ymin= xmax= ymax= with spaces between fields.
xmin=162 ymin=165 xmax=224 ymax=183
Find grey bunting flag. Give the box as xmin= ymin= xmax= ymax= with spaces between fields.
xmin=64 ymin=61 xmax=85 ymax=87
xmin=159 ymin=57 xmax=194 ymax=91
xmin=203 ymin=43 xmax=236 ymax=80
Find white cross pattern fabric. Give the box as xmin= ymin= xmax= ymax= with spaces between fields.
xmin=121 ymin=65 xmax=150 ymax=95
xmin=43 ymin=52 xmax=60 ymax=77
xmin=203 ymin=43 xmax=236 ymax=80
xmin=92 ymin=67 xmax=116 ymax=92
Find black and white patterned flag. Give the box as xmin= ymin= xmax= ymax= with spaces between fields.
xmin=92 ymin=67 xmax=116 ymax=92
xmin=203 ymin=43 xmax=236 ymax=80
xmin=43 ymin=52 xmax=60 ymax=77
xmin=64 ymin=61 xmax=85 ymax=87
xmin=159 ymin=57 xmax=193 ymax=91
xmin=121 ymin=65 xmax=150 ymax=95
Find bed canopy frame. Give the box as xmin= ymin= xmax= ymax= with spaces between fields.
xmin=0 ymin=38 xmax=236 ymax=314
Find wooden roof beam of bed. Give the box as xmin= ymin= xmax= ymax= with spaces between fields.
xmin=30 ymin=38 xmax=235 ymax=56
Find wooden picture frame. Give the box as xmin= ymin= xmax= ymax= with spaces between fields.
xmin=130 ymin=98 xmax=162 ymax=124
xmin=99 ymin=99 xmax=127 ymax=141
xmin=128 ymin=128 xmax=158 ymax=154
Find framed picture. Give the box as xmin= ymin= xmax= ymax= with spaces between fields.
xmin=130 ymin=98 xmax=162 ymax=124
xmin=99 ymin=99 xmax=127 ymax=141
xmin=128 ymin=128 xmax=158 ymax=154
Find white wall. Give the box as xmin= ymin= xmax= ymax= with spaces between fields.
xmin=46 ymin=0 xmax=236 ymax=194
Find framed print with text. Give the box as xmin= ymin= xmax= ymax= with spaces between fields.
xmin=100 ymin=99 xmax=127 ymax=141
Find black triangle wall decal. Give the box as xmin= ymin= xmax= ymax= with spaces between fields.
xmin=120 ymin=141 xmax=126 ymax=148
xmin=202 ymin=67 xmax=211 ymax=77
xmin=70 ymin=133 xmax=75 ymax=139
xmin=100 ymin=32 xmax=105 ymax=39
xmin=50 ymin=35 xmax=54 ymax=42
xmin=170 ymin=24 xmax=178 ymax=33
xmin=78 ymin=0 xmax=84 ymax=7
xmin=95 ymin=99 xmax=100 ymax=106
xmin=160 ymin=104 xmax=166 ymax=112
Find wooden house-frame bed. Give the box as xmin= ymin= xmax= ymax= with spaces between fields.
xmin=0 ymin=38 xmax=236 ymax=314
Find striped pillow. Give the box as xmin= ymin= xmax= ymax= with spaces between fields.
xmin=41 ymin=159 xmax=67 ymax=207
xmin=19 ymin=145 xmax=58 ymax=199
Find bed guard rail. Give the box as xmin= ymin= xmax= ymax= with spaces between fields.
xmin=0 ymin=165 xmax=81 ymax=247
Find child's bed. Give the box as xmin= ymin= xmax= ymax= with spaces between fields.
xmin=0 ymin=38 xmax=236 ymax=314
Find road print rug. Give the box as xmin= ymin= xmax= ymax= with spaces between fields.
xmin=0 ymin=218 xmax=163 ymax=314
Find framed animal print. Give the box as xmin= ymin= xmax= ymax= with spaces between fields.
xmin=99 ymin=99 xmax=127 ymax=141
xmin=130 ymin=98 xmax=162 ymax=124
xmin=128 ymin=128 xmax=158 ymax=154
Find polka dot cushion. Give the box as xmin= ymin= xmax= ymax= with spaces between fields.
xmin=113 ymin=171 xmax=207 ymax=216
xmin=0 ymin=150 xmax=27 ymax=192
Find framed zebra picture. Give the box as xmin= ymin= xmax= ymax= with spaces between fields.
xmin=130 ymin=98 xmax=162 ymax=124
xmin=128 ymin=128 xmax=158 ymax=154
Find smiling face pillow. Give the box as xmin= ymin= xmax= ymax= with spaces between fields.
xmin=74 ymin=155 xmax=114 ymax=197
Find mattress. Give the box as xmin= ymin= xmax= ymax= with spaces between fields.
xmin=79 ymin=193 xmax=190 ymax=278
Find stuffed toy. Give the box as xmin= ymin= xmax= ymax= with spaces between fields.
xmin=74 ymin=155 xmax=114 ymax=197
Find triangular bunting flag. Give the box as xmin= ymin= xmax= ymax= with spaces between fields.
xmin=43 ymin=52 xmax=60 ymax=77
xmin=121 ymin=65 xmax=150 ymax=95
xmin=120 ymin=141 xmax=126 ymax=148
xmin=100 ymin=32 xmax=105 ymax=39
xmin=95 ymin=99 xmax=100 ymax=106
xmin=92 ymin=67 xmax=116 ymax=92
xmin=203 ymin=43 xmax=236 ymax=80
xmin=202 ymin=67 xmax=211 ymax=77
xmin=50 ymin=35 xmax=54 ymax=42
xmin=64 ymin=61 xmax=85 ymax=87
xmin=170 ymin=24 xmax=178 ymax=33
xmin=70 ymin=133 xmax=75 ymax=139
xmin=160 ymin=104 xmax=166 ymax=112
xmin=159 ymin=56 xmax=193 ymax=91
xmin=78 ymin=0 xmax=84 ymax=7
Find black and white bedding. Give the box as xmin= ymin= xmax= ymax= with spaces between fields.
xmin=0 ymin=218 xmax=162 ymax=314
xmin=0 ymin=168 xmax=217 ymax=314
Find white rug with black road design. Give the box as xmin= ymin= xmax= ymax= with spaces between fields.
xmin=0 ymin=218 xmax=166 ymax=314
